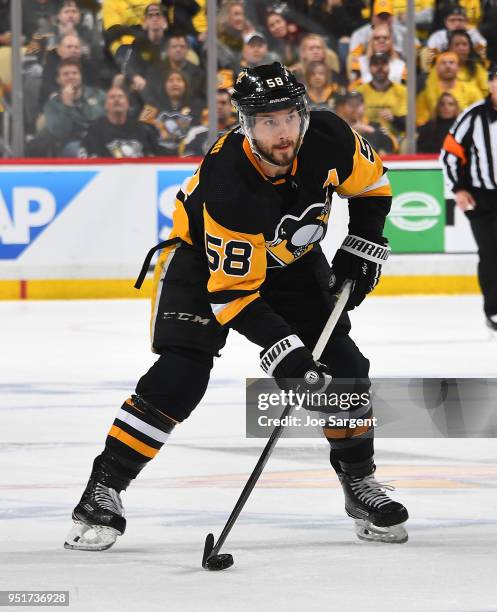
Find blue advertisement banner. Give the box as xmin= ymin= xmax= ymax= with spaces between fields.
xmin=0 ymin=171 xmax=97 ymax=260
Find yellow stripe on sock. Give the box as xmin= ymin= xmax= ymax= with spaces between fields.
xmin=108 ymin=425 xmax=159 ymax=459
xmin=323 ymin=424 xmax=372 ymax=439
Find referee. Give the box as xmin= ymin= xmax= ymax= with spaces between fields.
xmin=441 ymin=63 xmax=497 ymax=331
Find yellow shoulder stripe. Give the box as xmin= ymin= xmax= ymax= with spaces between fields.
xmin=336 ymin=131 xmax=391 ymax=198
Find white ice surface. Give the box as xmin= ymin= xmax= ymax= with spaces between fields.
xmin=1 ymin=295 xmax=496 ymax=612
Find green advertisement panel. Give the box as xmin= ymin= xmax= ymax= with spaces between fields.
xmin=385 ymin=169 xmax=446 ymax=253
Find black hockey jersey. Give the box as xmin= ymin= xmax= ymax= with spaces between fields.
xmin=158 ymin=110 xmax=391 ymax=338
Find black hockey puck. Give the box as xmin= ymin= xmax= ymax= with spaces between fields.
xmin=204 ymin=553 xmax=234 ymax=571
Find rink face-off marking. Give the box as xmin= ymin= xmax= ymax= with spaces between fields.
xmin=1 ymin=297 xmax=496 ymax=612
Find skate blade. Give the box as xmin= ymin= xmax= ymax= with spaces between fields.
xmin=64 ymin=521 xmax=120 ymax=551
xmin=354 ymin=519 xmax=408 ymax=544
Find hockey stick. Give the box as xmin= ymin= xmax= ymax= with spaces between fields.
xmin=202 ymin=279 xmax=354 ymax=570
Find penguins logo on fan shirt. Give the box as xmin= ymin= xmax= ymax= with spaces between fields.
xmin=157 ymin=110 xmax=193 ymax=149
xmin=266 ymin=199 xmax=331 ymax=267
xmin=107 ymin=139 xmax=144 ymax=158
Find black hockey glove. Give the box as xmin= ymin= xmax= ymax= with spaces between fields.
xmin=329 ymin=235 xmax=390 ymax=310
xmin=260 ymin=334 xmax=330 ymax=395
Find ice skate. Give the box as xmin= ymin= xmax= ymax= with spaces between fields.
xmin=338 ymin=472 xmax=409 ymax=544
xmin=64 ymin=456 xmax=127 ymax=551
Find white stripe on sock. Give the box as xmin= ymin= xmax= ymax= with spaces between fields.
xmin=116 ymin=409 xmax=170 ymax=444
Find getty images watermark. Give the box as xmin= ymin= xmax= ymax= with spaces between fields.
xmin=248 ymin=380 xmax=378 ymax=437
xmin=256 ymin=388 xmax=377 ymax=429
xmin=246 ymin=378 xmax=497 ymax=438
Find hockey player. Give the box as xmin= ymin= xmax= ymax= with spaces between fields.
xmin=65 ymin=63 xmax=408 ymax=552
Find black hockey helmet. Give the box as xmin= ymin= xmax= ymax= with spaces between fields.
xmin=232 ymin=62 xmax=307 ymax=114
xmin=232 ymin=62 xmax=310 ymax=165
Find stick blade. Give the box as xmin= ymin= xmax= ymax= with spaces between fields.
xmin=202 ymin=532 xmax=215 ymax=568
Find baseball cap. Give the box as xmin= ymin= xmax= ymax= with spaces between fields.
xmin=445 ymin=5 xmax=466 ymax=17
xmin=373 ymin=0 xmax=393 ymax=16
xmin=244 ymin=32 xmax=267 ymax=45
xmin=344 ymin=91 xmax=364 ymax=104
xmin=370 ymin=52 xmax=390 ymax=65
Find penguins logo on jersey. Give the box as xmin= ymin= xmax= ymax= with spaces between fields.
xmin=266 ymin=200 xmax=331 ymax=267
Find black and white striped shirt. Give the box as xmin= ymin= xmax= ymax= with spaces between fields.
xmin=440 ymin=97 xmax=497 ymax=192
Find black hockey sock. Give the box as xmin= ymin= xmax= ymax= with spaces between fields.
xmin=327 ymin=436 xmax=375 ymax=477
xmin=102 ymin=395 xmax=177 ymax=488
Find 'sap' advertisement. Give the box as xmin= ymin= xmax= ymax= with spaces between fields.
xmin=0 ymin=171 xmax=97 ymax=260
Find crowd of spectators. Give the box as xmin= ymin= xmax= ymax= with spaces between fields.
xmin=0 ymin=0 xmax=496 ymax=158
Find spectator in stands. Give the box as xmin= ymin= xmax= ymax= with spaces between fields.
xmin=425 ymin=5 xmax=486 ymax=62
xmin=40 ymin=33 xmax=96 ymax=109
xmin=192 ymin=0 xmax=208 ymax=45
xmin=335 ymin=90 xmax=397 ymax=154
xmin=236 ymin=32 xmax=281 ymax=72
xmin=416 ymin=51 xmax=482 ymax=125
xmin=349 ymin=23 xmax=406 ymax=85
xmin=304 ymin=60 xmax=342 ymax=111
xmin=217 ymin=1 xmax=251 ymax=56
xmin=102 ymin=0 xmax=160 ymax=69
xmin=417 ymin=91 xmax=459 ymax=152
xmin=290 ymin=33 xmax=340 ymax=83
xmin=356 ymin=52 xmax=407 ymax=135
xmin=80 ymin=86 xmax=157 ymax=157
xmin=447 ymin=29 xmax=488 ymax=98
xmin=164 ymin=0 xmax=201 ymax=39
xmin=306 ymin=0 xmax=365 ymax=57
xmin=480 ymin=1 xmax=497 ymax=64
xmin=348 ymin=0 xmax=411 ymax=65
xmin=162 ymin=34 xmax=205 ymax=99
xmin=51 ymin=1 xmax=95 ymax=53
xmin=265 ymin=2 xmax=303 ymax=67
xmin=23 ymin=0 xmax=61 ymax=42
xmin=183 ymin=88 xmax=237 ymax=156
xmin=139 ymin=69 xmax=202 ymax=156
xmin=123 ymin=3 xmax=169 ymax=94
xmin=43 ymin=58 xmax=105 ymax=156
xmin=0 ymin=1 xmax=11 ymax=47
xmin=388 ymin=0 xmax=435 ymax=32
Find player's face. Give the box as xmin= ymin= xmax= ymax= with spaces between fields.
xmin=253 ymin=107 xmax=301 ymax=167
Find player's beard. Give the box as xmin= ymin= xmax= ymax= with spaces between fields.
xmin=256 ymin=138 xmax=298 ymax=168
